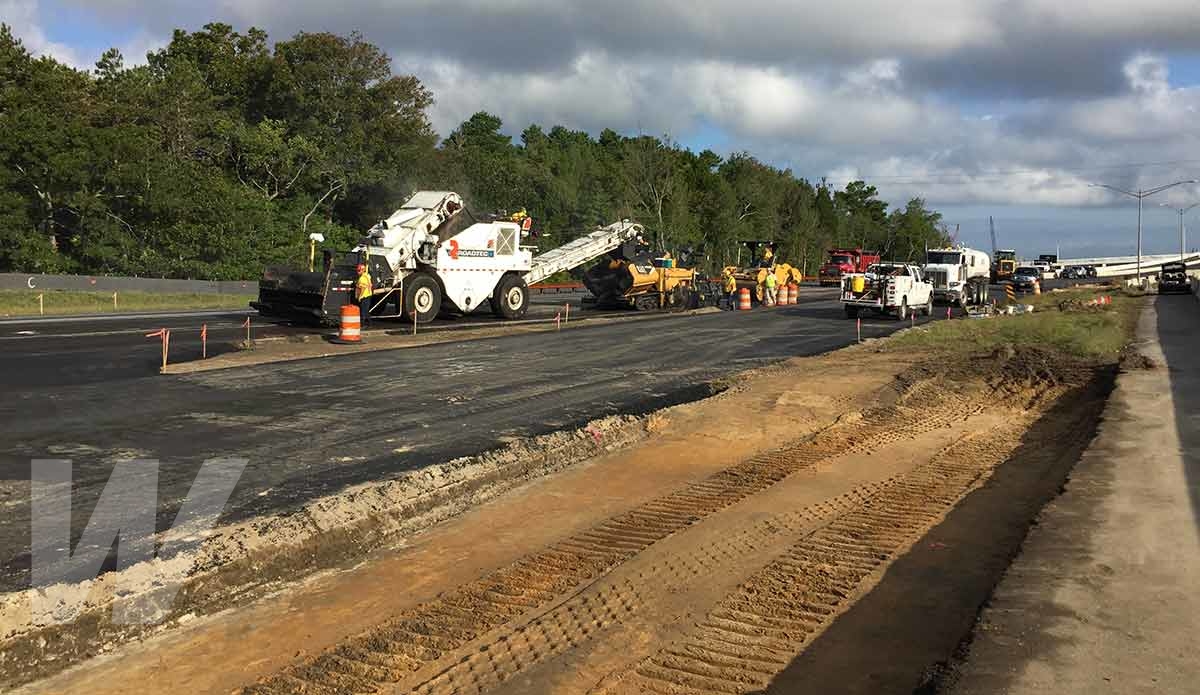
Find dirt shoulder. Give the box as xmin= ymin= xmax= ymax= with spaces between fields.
xmin=11 ymin=291 xmax=1138 ymax=694
xmin=944 ymin=296 xmax=1200 ymax=694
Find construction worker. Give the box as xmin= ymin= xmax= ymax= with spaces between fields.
xmin=722 ymin=269 xmax=738 ymax=310
xmin=764 ymin=271 xmax=778 ymax=307
xmin=760 ymin=245 xmax=775 ymax=269
xmin=355 ymin=263 xmax=373 ymax=327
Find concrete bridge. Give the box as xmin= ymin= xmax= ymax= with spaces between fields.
xmin=1045 ymin=252 xmax=1200 ymax=278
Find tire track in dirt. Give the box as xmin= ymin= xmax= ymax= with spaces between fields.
xmin=239 ymin=370 xmax=1004 ymax=695
xmin=406 ymin=483 xmax=893 ymax=695
xmin=592 ymin=420 xmax=1046 ymax=695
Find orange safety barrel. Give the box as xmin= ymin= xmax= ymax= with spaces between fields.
xmin=336 ymin=304 xmax=362 ymax=343
xmin=738 ymin=287 xmax=752 ymax=311
xmin=788 ymin=282 xmax=799 ymax=305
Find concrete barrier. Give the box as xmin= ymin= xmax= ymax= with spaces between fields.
xmin=0 ymin=273 xmax=256 ymax=294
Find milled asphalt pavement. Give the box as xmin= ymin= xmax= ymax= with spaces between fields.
xmin=949 ymin=294 xmax=1200 ymax=694
xmin=0 ymin=291 xmax=593 ymax=388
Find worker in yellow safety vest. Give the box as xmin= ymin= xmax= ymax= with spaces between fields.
xmin=722 ymin=269 xmax=738 ymax=310
xmin=760 ymin=245 xmax=775 ymax=269
xmin=355 ymin=263 xmax=373 ymax=327
xmin=764 ymin=271 xmax=778 ymax=306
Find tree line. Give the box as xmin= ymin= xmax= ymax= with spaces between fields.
xmin=0 ymin=23 xmax=950 ymax=280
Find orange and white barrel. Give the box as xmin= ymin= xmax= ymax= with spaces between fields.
xmin=337 ymin=304 xmax=362 ymax=342
xmin=788 ymin=283 xmax=799 ymax=305
xmin=738 ymin=287 xmax=752 ymax=310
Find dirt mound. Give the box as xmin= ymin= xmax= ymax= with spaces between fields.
xmin=995 ymin=346 xmax=1064 ymax=388
xmin=1119 ymin=348 xmax=1157 ymax=371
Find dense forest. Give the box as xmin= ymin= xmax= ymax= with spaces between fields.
xmin=0 ymin=23 xmax=950 ymax=280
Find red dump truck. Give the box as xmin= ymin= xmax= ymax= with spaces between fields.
xmin=819 ymin=248 xmax=880 ymax=287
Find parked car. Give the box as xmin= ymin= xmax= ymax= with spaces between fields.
xmin=1011 ymin=266 xmax=1041 ymax=293
xmin=1158 ymin=262 xmax=1191 ymax=294
xmin=1031 ymin=260 xmax=1055 ymax=279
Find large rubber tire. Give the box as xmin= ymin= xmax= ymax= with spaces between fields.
xmin=924 ymin=295 xmax=934 ymax=316
xmin=403 ymin=273 xmax=442 ymax=324
xmin=844 ymin=305 xmax=859 ymax=319
xmin=896 ymin=298 xmax=908 ymax=321
xmin=671 ymin=285 xmax=698 ymax=311
xmin=634 ymin=294 xmax=660 ymax=311
xmin=492 ymin=273 xmax=530 ymax=320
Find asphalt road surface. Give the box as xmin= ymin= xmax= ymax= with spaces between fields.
xmin=0 ymin=291 xmax=594 ymax=389
xmin=0 ymin=287 xmax=951 ymax=592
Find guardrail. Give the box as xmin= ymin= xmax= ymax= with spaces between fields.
xmin=1 ymin=273 xmax=256 ymax=294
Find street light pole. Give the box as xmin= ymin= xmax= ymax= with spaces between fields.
xmin=1090 ymin=180 xmax=1198 ymax=283
xmin=1161 ymin=203 xmax=1200 ymax=262
xmin=1137 ymin=194 xmax=1142 ymax=278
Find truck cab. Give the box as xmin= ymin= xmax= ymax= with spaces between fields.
xmin=820 ymin=248 xmax=880 ymax=286
xmin=993 ymin=249 xmax=1017 ymax=282
xmin=819 ymin=252 xmax=856 ymax=286
xmin=1158 ymin=262 xmax=1190 ymax=294
xmin=924 ymin=247 xmax=991 ymax=306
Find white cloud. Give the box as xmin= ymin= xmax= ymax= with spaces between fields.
xmin=9 ymin=0 xmax=1200 ymax=211
xmin=2 ymin=0 xmax=84 ymax=67
xmin=1124 ymin=53 xmax=1170 ymax=98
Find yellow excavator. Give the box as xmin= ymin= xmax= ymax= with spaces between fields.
xmin=583 ymin=239 xmax=716 ymax=310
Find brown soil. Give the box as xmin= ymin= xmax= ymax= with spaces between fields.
xmin=1118 ymin=346 xmax=1157 ymax=371
xmin=17 ymin=342 xmax=1105 ymax=695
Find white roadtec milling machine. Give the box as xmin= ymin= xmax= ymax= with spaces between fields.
xmin=252 ymin=191 xmax=648 ymax=324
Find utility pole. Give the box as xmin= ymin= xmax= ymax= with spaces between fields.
xmin=1090 ymin=180 xmax=1198 ymax=283
xmin=1160 ymin=202 xmax=1200 ymax=262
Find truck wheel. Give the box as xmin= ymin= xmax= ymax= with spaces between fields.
xmin=844 ymin=305 xmax=859 ymax=319
xmin=924 ymin=295 xmax=933 ymax=316
xmin=403 ymin=273 xmax=443 ymax=324
xmin=492 ymin=273 xmax=530 ymax=320
xmin=896 ymin=298 xmax=908 ymax=321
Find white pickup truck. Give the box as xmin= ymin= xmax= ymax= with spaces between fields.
xmin=841 ymin=263 xmax=934 ymax=320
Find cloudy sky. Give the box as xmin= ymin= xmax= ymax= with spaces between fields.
xmin=7 ymin=0 xmax=1200 ymax=258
